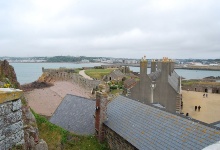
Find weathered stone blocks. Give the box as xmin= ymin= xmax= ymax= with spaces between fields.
xmin=12 ymin=99 xmax=22 ymax=111
xmin=0 ymin=129 xmax=5 ymax=141
xmin=0 ymin=140 xmax=5 ymax=150
xmin=0 ymin=89 xmax=24 ymax=150
xmin=0 ymin=117 xmax=4 ymax=128
xmin=5 ymin=130 xmax=24 ymax=149
xmin=0 ymin=101 xmax=12 ymax=116
xmin=4 ymin=121 xmax=23 ymax=136
xmin=5 ymin=109 xmax=22 ymax=125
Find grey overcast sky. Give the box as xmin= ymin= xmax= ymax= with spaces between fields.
xmin=0 ymin=0 xmax=220 ymax=59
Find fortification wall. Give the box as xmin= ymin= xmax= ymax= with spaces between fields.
xmin=182 ymin=84 xmax=220 ymax=93
xmin=42 ymin=67 xmax=75 ymax=73
xmin=104 ymin=125 xmax=137 ymax=150
xmin=0 ymin=89 xmax=24 ymax=150
xmin=43 ymin=69 xmax=101 ymax=91
xmin=70 ymin=73 xmax=101 ymax=91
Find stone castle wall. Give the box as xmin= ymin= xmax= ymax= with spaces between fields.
xmin=0 ymin=93 xmax=24 ymax=149
xmin=43 ymin=69 xmax=101 ymax=91
xmin=182 ymin=84 xmax=220 ymax=93
xmin=104 ymin=125 xmax=137 ymax=150
xmin=70 ymin=73 xmax=101 ymax=91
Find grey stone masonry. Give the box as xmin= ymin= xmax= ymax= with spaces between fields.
xmin=0 ymin=88 xmax=24 ymax=150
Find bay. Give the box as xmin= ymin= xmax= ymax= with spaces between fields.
xmin=130 ymin=67 xmax=220 ymax=80
xmin=10 ymin=63 xmax=104 ymax=85
xmin=10 ymin=63 xmax=220 ymax=85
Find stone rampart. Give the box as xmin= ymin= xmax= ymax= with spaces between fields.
xmin=43 ymin=68 xmax=101 ymax=91
xmin=104 ymin=125 xmax=137 ymax=150
xmin=182 ymin=84 xmax=220 ymax=93
xmin=0 ymin=88 xmax=24 ymax=150
xmin=42 ymin=67 xmax=76 ymax=73
xmin=70 ymin=73 xmax=101 ymax=91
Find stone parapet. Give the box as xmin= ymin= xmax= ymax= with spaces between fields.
xmin=104 ymin=125 xmax=136 ymax=150
xmin=0 ymin=88 xmax=24 ymax=150
xmin=0 ymin=88 xmax=23 ymax=104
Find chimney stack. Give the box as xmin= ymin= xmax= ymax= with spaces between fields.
xmin=95 ymin=86 xmax=109 ymax=142
xmin=160 ymin=57 xmax=170 ymax=80
xmin=140 ymin=55 xmax=147 ymax=80
xmin=168 ymin=59 xmax=175 ymax=75
xmin=151 ymin=59 xmax=156 ymax=73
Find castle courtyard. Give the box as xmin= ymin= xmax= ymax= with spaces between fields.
xmin=182 ymin=90 xmax=220 ymax=124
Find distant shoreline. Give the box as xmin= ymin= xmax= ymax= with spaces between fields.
xmin=10 ymin=62 xmax=220 ymax=71
xmin=9 ymin=62 xmax=95 ymax=64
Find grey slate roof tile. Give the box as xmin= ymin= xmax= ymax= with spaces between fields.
xmin=104 ymin=95 xmax=220 ymax=150
xmin=148 ymin=69 xmax=161 ymax=81
xmin=210 ymin=121 xmax=220 ymax=128
xmin=50 ymin=94 xmax=95 ymax=135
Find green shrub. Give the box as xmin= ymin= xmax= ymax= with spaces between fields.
xmin=32 ymin=110 xmax=109 ymax=150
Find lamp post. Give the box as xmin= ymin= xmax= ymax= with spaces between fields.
xmin=150 ymin=81 xmax=156 ymax=103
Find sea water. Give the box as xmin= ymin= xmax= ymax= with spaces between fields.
xmin=10 ymin=63 xmax=220 ymax=85
xmin=130 ymin=67 xmax=220 ymax=80
xmin=10 ymin=63 xmax=104 ymax=84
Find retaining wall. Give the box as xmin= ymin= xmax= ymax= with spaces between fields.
xmin=0 ymin=89 xmax=24 ymax=150
xmin=43 ymin=69 xmax=101 ymax=91
xmin=104 ymin=125 xmax=137 ymax=150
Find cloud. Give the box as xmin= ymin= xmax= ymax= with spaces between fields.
xmin=0 ymin=0 xmax=220 ymax=58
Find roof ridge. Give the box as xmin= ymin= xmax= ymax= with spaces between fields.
xmin=66 ymin=93 xmax=95 ymax=101
xmin=114 ymin=95 xmax=220 ymax=130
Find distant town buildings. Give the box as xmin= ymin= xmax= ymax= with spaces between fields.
xmin=81 ymin=59 xmax=90 ymax=63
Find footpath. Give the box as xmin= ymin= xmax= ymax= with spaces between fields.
xmin=79 ymin=70 xmax=93 ymax=80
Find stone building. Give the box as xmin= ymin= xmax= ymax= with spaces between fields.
xmin=103 ymin=70 xmax=125 ymax=81
xmin=129 ymin=57 xmax=181 ymax=113
xmin=95 ymin=92 xmax=220 ymax=150
xmin=182 ymin=83 xmax=220 ymax=94
xmin=119 ymin=66 xmax=131 ymax=74
xmin=123 ymin=78 xmax=137 ymax=89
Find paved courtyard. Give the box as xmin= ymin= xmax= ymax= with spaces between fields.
xmin=182 ymin=90 xmax=220 ymax=124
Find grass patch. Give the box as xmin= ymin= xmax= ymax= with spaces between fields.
xmin=84 ymin=69 xmax=114 ymax=80
xmin=110 ymin=89 xmax=122 ymax=95
xmin=32 ymin=111 xmax=109 ymax=150
xmin=74 ymin=68 xmax=83 ymax=73
xmin=182 ymin=80 xmax=220 ymax=86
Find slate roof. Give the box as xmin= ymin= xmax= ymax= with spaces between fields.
xmin=148 ymin=69 xmax=180 ymax=93
xmin=210 ymin=121 xmax=220 ymax=128
xmin=168 ymin=71 xmax=180 ymax=93
xmin=104 ymin=95 xmax=220 ymax=150
xmin=124 ymin=78 xmax=137 ymax=88
xmin=148 ymin=69 xmax=161 ymax=81
xmin=108 ymin=70 xmax=125 ymax=79
xmin=50 ymin=94 xmax=95 ymax=135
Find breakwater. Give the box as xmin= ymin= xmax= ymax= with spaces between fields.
xmin=175 ymin=66 xmax=220 ymax=71
xmin=107 ymin=63 xmax=220 ymax=71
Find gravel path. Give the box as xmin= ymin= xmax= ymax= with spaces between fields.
xmin=79 ymin=70 xmax=93 ymax=80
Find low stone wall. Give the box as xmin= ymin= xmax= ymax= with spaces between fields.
xmin=43 ymin=69 xmax=101 ymax=91
xmin=70 ymin=73 xmax=101 ymax=91
xmin=42 ymin=67 xmax=75 ymax=73
xmin=182 ymin=84 xmax=220 ymax=94
xmin=0 ymin=89 xmax=24 ymax=150
xmin=104 ymin=125 xmax=137 ymax=150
